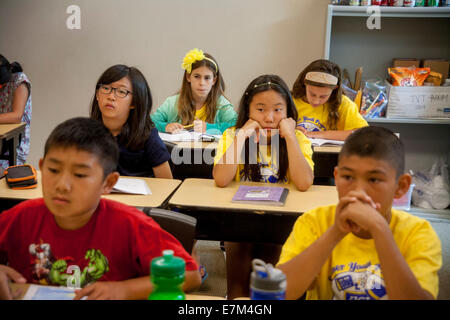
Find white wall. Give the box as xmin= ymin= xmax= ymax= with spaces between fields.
xmin=0 ymin=0 xmax=330 ymax=166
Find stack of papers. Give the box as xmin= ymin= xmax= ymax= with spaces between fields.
xmin=112 ymin=177 xmax=152 ymax=195
xmin=308 ymin=138 xmax=345 ymax=146
xmin=159 ymin=131 xmax=221 ymax=142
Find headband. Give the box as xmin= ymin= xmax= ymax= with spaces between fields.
xmin=245 ymin=81 xmax=282 ymax=96
xmin=304 ymin=71 xmax=338 ymax=86
xmin=181 ymin=48 xmax=218 ymax=74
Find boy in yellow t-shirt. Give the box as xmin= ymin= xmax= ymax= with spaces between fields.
xmin=292 ymin=59 xmax=368 ymax=141
xmin=277 ymin=126 xmax=442 ymax=300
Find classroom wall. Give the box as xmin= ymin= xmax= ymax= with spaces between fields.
xmin=0 ymin=0 xmax=330 ymax=167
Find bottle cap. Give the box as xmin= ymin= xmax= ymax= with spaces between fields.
xmin=250 ymin=259 xmax=286 ymax=291
xmin=151 ymin=250 xmax=185 ymax=277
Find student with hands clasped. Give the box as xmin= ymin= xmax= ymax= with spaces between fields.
xmin=151 ymin=48 xmax=237 ymax=135
xmin=292 ymin=59 xmax=368 ymax=141
xmin=0 ymin=118 xmax=201 ymax=300
xmin=277 ymin=126 xmax=442 ymax=300
xmin=213 ymin=74 xmax=314 ymax=299
xmin=90 ymin=64 xmax=172 ymax=178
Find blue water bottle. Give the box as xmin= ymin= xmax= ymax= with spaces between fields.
xmin=250 ymin=259 xmax=286 ymax=300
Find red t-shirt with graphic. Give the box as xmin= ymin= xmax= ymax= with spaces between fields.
xmin=0 ymin=198 xmax=198 ymax=287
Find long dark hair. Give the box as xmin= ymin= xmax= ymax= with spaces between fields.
xmin=0 ymin=54 xmax=23 ymax=85
xmin=291 ymin=59 xmax=342 ymax=130
xmin=236 ymin=74 xmax=297 ymax=183
xmin=90 ymin=64 xmax=154 ymax=151
xmin=178 ymin=52 xmax=226 ymax=125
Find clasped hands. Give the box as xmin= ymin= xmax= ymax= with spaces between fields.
xmin=334 ymin=190 xmax=387 ymax=239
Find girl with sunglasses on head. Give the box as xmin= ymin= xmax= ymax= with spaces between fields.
xmin=213 ymin=74 xmax=314 ymax=299
xmin=151 ymin=48 xmax=237 ymax=135
xmin=90 ymin=64 xmax=172 ymax=178
xmin=292 ymin=59 xmax=368 ymax=141
xmin=0 ymin=54 xmax=32 ymax=169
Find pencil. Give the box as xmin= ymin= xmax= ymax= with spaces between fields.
xmin=183 ymin=123 xmax=194 ymax=129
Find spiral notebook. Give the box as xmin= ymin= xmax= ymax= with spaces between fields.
xmin=231 ymin=185 xmax=289 ymax=206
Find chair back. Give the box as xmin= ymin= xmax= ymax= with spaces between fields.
xmin=143 ymin=207 xmax=196 ymax=253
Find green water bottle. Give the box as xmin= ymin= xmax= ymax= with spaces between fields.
xmin=148 ymin=250 xmax=186 ymax=300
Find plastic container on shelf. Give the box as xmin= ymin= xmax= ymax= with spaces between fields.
xmin=393 ymin=184 xmax=415 ymax=210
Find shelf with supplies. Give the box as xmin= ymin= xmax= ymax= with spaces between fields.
xmin=328 ymin=5 xmax=450 ymax=18
xmin=366 ymin=118 xmax=450 ymax=125
xmin=324 ymin=3 xmax=450 ymax=176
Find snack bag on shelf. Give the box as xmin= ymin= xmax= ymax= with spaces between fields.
xmin=388 ymin=67 xmax=430 ymax=86
xmin=424 ymin=71 xmax=443 ymax=86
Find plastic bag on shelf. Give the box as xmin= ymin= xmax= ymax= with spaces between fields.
xmin=360 ymin=79 xmax=388 ymax=119
xmin=342 ymin=83 xmax=357 ymax=102
xmin=411 ymin=158 xmax=450 ymax=210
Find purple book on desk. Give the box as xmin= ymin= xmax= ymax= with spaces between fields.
xmin=231 ymin=185 xmax=289 ymax=206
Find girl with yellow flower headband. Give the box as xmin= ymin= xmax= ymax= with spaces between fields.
xmin=151 ymin=48 xmax=237 ymax=135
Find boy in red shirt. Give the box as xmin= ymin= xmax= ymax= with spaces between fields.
xmin=0 ymin=117 xmax=201 ymax=299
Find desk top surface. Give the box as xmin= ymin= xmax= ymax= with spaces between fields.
xmin=313 ymin=145 xmax=341 ymax=153
xmin=0 ymin=171 xmax=181 ymax=208
xmin=169 ymin=178 xmax=338 ymax=215
xmin=10 ymin=283 xmax=225 ymax=300
xmin=0 ymin=123 xmax=26 ymax=137
xmin=171 ymin=140 xmax=341 ymax=153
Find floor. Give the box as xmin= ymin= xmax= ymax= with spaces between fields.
xmin=190 ymin=240 xmax=227 ymax=298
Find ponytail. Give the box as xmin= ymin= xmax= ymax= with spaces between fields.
xmin=9 ymin=62 xmax=23 ymax=73
xmin=0 ymin=55 xmax=24 ymax=85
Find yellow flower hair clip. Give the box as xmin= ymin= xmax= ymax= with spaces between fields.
xmin=181 ymin=48 xmax=205 ymax=74
xmin=181 ymin=48 xmax=218 ymax=74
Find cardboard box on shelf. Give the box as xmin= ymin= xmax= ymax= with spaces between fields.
xmin=422 ymin=59 xmax=449 ymax=86
xmin=385 ymin=81 xmax=450 ymax=119
xmin=392 ymin=58 xmax=420 ymax=68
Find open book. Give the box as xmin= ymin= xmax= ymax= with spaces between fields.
xmin=111 ymin=177 xmax=152 ymax=195
xmin=308 ymin=138 xmax=345 ymax=147
xmin=159 ymin=131 xmax=221 ymax=142
xmin=231 ymin=185 xmax=289 ymax=206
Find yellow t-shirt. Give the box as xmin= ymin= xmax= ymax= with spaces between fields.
xmin=195 ymin=105 xmax=207 ymax=122
xmin=213 ymin=127 xmax=314 ymax=183
xmin=294 ymin=95 xmax=368 ymax=132
xmin=277 ymin=205 xmax=442 ymax=300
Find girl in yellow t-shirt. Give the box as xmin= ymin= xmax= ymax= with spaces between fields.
xmin=292 ymin=59 xmax=368 ymax=141
xmin=213 ymin=74 xmax=314 ymax=299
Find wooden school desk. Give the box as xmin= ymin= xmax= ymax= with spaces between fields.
xmin=0 ymin=171 xmax=182 ymax=209
xmin=0 ymin=123 xmax=26 ymax=167
xmin=312 ymin=145 xmax=341 ymax=183
xmin=168 ymin=178 xmax=338 ymax=244
xmin=10 ymin=283 xmax=225 ymax=300
xmin=164 ymin=140 xmax=218 ymax=180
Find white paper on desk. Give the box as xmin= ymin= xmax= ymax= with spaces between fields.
xmin=159 ymin=131 xmax=221 ymax=142
xmin=308 ymin=138 xmax=345 ymax=146
xmin=112 ymin=177 xmax=152 ymax=195
xmin=159 ymin=131 xmax=200 ymax=142
xmin=22 ymin=284 xmax=76 ymax=300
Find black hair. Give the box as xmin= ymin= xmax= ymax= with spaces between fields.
xmin=90 ymin=64 xmax=154 ymax=151
xmin=339 ymin=126 xmax=405 ymax=178
xmin=236 ymin=74 xmax=298 ymax=182
xmin=44 ymin=117 xmax=119 ymax=177
xmin=0 ymin=54 xmax=24 ymax=85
